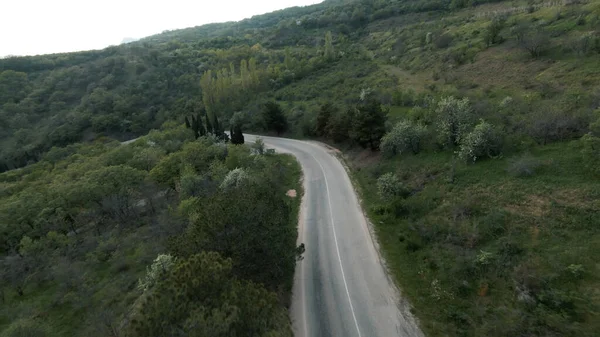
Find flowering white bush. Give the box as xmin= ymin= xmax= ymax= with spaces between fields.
xmin=377 ymin=172 xmax=407 ymax=200
xmin=436 ymin=96 xmax=473 ymax=147
xmin=138 ymin=254 xmax=176 ymax=291
xmin=458 ymin=120 xmax=502 ymax=162
xmin=219 ymin=168 xmax=249 ymax=191
xmin=381 ymin=121 xmax=427 ymax=156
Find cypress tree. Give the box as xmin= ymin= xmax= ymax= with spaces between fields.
xmin=205 ymin=110 xmax=214 ymax=134
xmin=196 ymin=113 xmax=206 ymax=136
xmin=190 ymin=115 xmax=199 ymax=139
xmin=231 ymin=124 xmax=245 ymax=144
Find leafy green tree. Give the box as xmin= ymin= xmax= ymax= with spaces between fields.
xmin=315 ymin=102 xmax=336 ymax=137
xmin=149 ymin=152 xmax=183 ymax=190
xmin=327 ymin=110 xmax=352 ymax=143
xmin=127 ymin=252 xmax=292 ymax=337
xmin=0 ymin=70 xmax=29 ymax=104
xmin=129 ymin=147 xmax=166 ymax=172
xmin=172 ymin=176 xmax=295 ymax=290
xmin=262 ymin=102 xmax=288 ymax=135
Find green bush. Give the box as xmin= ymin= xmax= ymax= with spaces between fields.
xmin=377 ymin=172 xmax=408 ymax=200
xmin=458 ymin=120 xmax=502 ymax=162
xmin=380 ymin=120 xmax=427 ymax=156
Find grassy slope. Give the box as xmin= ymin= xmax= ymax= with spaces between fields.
xmin=340 ymin=1 xmax=600 ymax=336
xmin=351 ymin=142 xmax=600 ymax=336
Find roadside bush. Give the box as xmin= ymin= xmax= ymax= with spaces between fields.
xmin=377 ymin=172 xmax=408 ymax=200
xmin=251 ymin=137 xmax=266 ymax=155
xmin=436 ymin=97 xmax=474 ymax=148
xmin=506 ymin=154 xmax=542 ymax=177
xmin=459 ymin=120 xmax=502 ymax=162
xmin=380 ymin=121 xmax=427 ymax=157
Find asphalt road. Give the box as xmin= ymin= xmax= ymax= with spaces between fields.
xmin=245 ymin=135 xmax=424 ymax=337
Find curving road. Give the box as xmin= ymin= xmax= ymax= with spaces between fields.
xmin=245 ymin=135 xmax=424 ymax=337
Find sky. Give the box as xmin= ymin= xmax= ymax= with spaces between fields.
xmin=1 ymin=0 xmax=323 ymax=57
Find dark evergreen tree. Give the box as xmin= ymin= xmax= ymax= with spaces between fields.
xmin=231 ymin=124 xmax=245 ymax=144
xmin=196 ymin=113 xmax=206 ymax=136
xmin=349 ymin=97 xmax=387 ymax=150
xmin=205 ymin=110 xmax=214 ymax=134
xmin=315 ymin=102 xmax=336 ymax=137
xmin=262 ymin=101 xmax=288 ymax=136
xmin=184 ymin=116 xmax=191 ymax=129
xmin=191 ymin=115 xmax=200 ymax=139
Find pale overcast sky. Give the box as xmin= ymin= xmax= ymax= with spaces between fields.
xmin=1 ymin=0 xmax=322 ymax=57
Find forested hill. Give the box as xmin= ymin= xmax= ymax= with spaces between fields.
xmin=1 ymin=0 xmax=528 ymax=172
xmin=2 ymin=0 xmax=600 ymax=336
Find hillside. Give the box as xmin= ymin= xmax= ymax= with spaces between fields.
xmin=1 ymin=0 xmax=600 ymax=336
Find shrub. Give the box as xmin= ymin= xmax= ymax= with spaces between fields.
xmin=436 ymin=97 xmax=473 ymax=147
xmin=377 ymin=172 xmax=408 ymax=200
xmin=506 ymin=154 xmax=541 ymax=177
xmin=434 ymin=33 xmax=453 ymax=49
xmin=484 ymin=17 xmax=505 ymax=47
xmin=251 ymin=137 xmax=266 ymax=155
xmin=527 ymin=108 xmax=590 ymax=145
xmin=380 ymin=121 xmax=427 ymax=156
xmin=459 ymin=120 xmax=502 ymax=162
xmin=520 ymin=28 xmax=550 ymax=58
xmin=138 ymin=254 xmax=176 ymax=292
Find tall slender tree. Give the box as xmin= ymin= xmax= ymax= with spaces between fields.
xmin=324 ymin=31 xmax=335 ymax=61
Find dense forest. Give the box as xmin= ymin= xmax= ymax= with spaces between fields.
xmin=1 ymin=0 xmax=600 ymax=335
xmin=0 ymin=123 xmax=302 ymax=336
